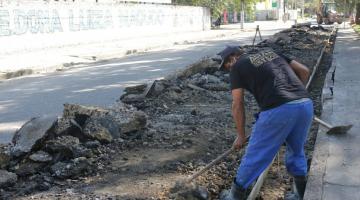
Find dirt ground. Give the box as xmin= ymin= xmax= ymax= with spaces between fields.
xmin=1 ymin=25 xmax=336 ymax=200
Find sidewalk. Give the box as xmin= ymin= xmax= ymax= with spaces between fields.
xmin=0 ymin=21 xmax=294 ymax=80
xmin=304 ymin=25 xmax=360 ymax=199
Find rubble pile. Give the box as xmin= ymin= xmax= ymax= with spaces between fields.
xmin=0 ymin=25 xmax=335 ymax=199
xmin=0 ymin=103 xmax=147 ymax=198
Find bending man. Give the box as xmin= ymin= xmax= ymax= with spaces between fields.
xmin=218 ymin=46 xmax=313 ymax=200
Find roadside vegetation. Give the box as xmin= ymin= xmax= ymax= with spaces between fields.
xmin=352 ymin=24 xmax=360 ymax=33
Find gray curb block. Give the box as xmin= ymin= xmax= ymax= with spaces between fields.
xmin=303 ymin=55 xmax=336 ymax=200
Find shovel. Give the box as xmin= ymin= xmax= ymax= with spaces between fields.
xmin=314 ymin=116 xmax=352 ymax=134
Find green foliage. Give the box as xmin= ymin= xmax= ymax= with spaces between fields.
xmin=352 ymin=24 xmax=360 ymax=33
xmin=334 ymin=0 xmax=360 ymax=14
xmin=174 ymin=0 xmax=261 ymax=18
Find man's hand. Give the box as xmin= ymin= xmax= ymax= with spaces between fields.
xmin=233 ymin=134 xmax=246 ymax=150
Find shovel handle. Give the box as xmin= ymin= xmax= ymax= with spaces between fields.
xmin=314 ymin=116 xmax=332 ymax=129
xmin=186 ymin=147 xmax=235 ymax=183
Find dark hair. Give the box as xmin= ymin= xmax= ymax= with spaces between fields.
xmin=224 ymin=51 xmax=244 ymax=65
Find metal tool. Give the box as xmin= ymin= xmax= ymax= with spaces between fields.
xmin=314 ymin=116 xmax=352 ymax=134
xmin=252 ymin=25 xmax=262 ymax=47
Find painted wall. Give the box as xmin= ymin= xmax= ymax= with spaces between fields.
xmin=0 ymin=1 xmax=210 ymax=55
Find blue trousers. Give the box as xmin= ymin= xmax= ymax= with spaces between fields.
xmin=235 ymin=99 xmax=313 ymax=189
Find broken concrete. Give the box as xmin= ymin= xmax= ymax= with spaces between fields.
xmin=117 ymin=111 xmax=147 ymax=134
xmin=83 ymin=117 xmax=114 ymax=143
xmin=14 ymin=161 xmax=45 ymax=177
xmin=62 ymin=103 xmax=147 ymax=137
xmin=44 ymin=136 xmax=93 ymax=162
xmin=120 ymin=80 xmax=171 ymax=103
xmin=53 ymin=117 xmax=84 ymax=140
xmin=29 ymin=151 xmax=53 ymax=162
xmin=170 ymin=182 xmax=209 ymax=200
xmin=63 ymin=103 xmax=109 ymax=120
xmin=50 ymin=157 xmax=91 ymax=179
xmin=0 ymin=145 xmax=10 ymax=169
xmin=123 ymin=83 xmax=147 ymax=94
xmin=11 ymin=115 xmax=57 ymax=157
xmin=0 ymin=170 xmax=17 ymax=188
xmin=145 ymin=80 xmax=169 ymax=97
xmin=120 ymin=93 xmax=146 ymax=104
xmin=166 ymin=58 xmax=219 ymax=80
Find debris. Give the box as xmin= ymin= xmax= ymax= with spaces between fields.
xmin=84 ymin=140 xmax=101 ymax=149
xmin=0 ymin=170 xmax=17 ymax=188
xmin=83 ymin=117 xmax=114 ymax=143
xmin=187 ymin=83 xmax=206 ymax=91
xmin=0 ymin=145 xmax=10 ymax=169
xmin=124 ymin=84 xmax=147 ymax=94
xmin=11 ymin=115 xmax=57 ymax=157
xmin=29 ymin=151 xmax=53 ymax=162
xmin=145 ymin=80 xmax=168 ymax=97
xmin=50 ymin=157 xmax=91 ymax=179
xmin=170 ymin=181 xmax=209 ymax=200
xmin=14 ymin=161 xmax=45 ymax=176
xmin=62 ymin=103 xmax=108 ymax=120
xmin=116 ymin=110 xmax=147 ymax=135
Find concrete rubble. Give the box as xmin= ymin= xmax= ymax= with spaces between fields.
xmin=10 ymin=115 xmax=57 ymax=158
xmin=0 ymin=170 xmax=17 ymax=188
xmin=0 ymin=145 xmax=10 ymax=169
xmin=0 ymin=24 xmax=335 ymax=199
xmin=0 ymin=102 xmax=147 ymax=197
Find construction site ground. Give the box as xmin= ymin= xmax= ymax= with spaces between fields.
xmin=0 ymin=21 xmax=295 ymax=144
xmin=1 ymin=22 xmax=354 ymax=200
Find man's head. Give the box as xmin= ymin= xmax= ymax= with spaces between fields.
xmin=217 ymin=46 xmax=244 ymax=71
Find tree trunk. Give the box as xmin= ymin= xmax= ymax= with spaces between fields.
xmin=240 ymin=0 xmax=244 ymax=30
xmin=356 ymin=3 xmax=360 ymax=24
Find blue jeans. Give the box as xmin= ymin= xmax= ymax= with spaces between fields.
xmin=235 ymin=99 xmax=313 ymax=189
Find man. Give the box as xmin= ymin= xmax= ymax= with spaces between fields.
xmin=217 ymin=46 xmax=313 ymax=200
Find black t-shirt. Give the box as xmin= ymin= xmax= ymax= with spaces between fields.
xmin=230 ymin=49 xmax=309 ymax=111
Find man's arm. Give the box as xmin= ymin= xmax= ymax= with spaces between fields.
xmin=231 ymin=88 xmax=246 ymax=149
xmin=289 ymin=60 xmax=310 ymax=85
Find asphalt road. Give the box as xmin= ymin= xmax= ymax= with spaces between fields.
xmin=0 ymin=23 xmax=291 ymax=144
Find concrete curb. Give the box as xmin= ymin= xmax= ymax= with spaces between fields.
xmin=303 ymin=52 xmax=336 ymax=200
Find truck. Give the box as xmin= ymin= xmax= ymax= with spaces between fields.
xmin=317 ymin=0 xmax=343 ymax=25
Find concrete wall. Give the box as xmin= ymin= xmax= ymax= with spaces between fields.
xmin=255 ymin=10 xmax=278 ymax=20
xmin=0 ymin=1 xmax=210 ymax=55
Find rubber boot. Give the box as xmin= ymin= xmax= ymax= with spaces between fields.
xmin=294 ymin=176 xmax=307 ymax=199
xmin=219 ymin=181 xmax=248 ymax=200
xmin=285 ymin=176 xmax=307 ymax=200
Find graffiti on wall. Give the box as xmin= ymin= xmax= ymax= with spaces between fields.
xmin=0 ymin=9 xmax=63 ymax=36
xmin=0 ymin=5 xmax=206 ymax=37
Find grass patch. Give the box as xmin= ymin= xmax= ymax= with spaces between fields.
xmin=352 ymin=24 xmax=360 ymax=34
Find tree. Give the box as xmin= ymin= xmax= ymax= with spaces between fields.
xmin=333 ymin=0 xmax=360 ymax=24
xmin=356 ymin=2 xmax=360 ymax=24
xmin=304 ymin=0 xmax=318 ymax=16
xmin=174 ymin=0 xmax=261 ymax=20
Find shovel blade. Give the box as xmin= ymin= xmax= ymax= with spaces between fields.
xmin=326 ymin=125 xmax=353 ymax=135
